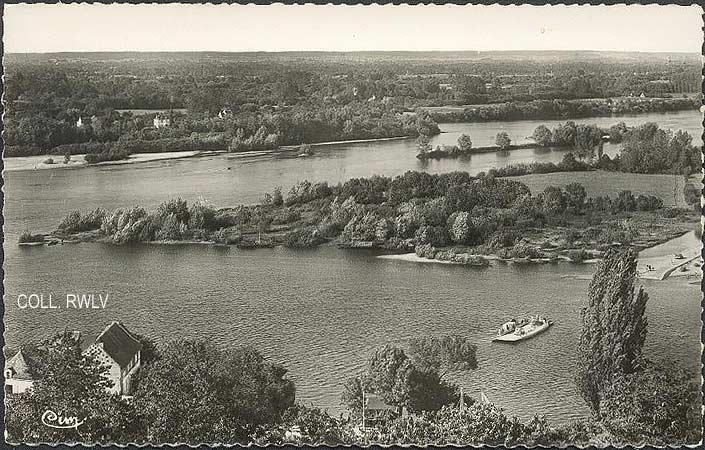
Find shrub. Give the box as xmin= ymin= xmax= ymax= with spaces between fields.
xmin=415 ymin=243 xmax=437 ymax=259
xmin=457 ymin=134 xmax=473 ymax=152
xmin=568 ymin=249 xmax=590 ymax=263
xmin=157 ymin=198 xmax=190 ymax=224
xmin=532 ymin=125 xmax=553 ymax=147
xmin=101 ymin=207 xmax=149 ymax=244
xmin=557 ymin=153 xmax=590 ymax=172
xmin=272 ymin=187 xmax=284 ymax=207
xmin=635 ymin=195 xmax=663 ymax=211
xmin=84 ymin=144 xmax=131 ymax=164
xmin=284 ymin=228 xmax=325 ymax=248
xmin=415 ymin=225 xmax=448 ymax=247
xmin=495 ymin=132 xmax=511 ymax=150
xmin=659 ymin=207 xmax=691 ymax=219
xmin=599 ymin=363 xmax=702 ymax=445
xmin=614 ymin=190 xmax=637 ymax=211
xmin=188 ymin=199 xmax=218 ymax=231
xmin=500 ymin=241 xmax=544 ymax=259
xmin=272 ymin=208 xmax=302 ymax=225
xmin=485 ymin=229 xmax=519 ymax=250
xmin=155 ymin=213 xmax=188 ymax=241
xmin=57 ymin=208 xmax=107 ymax=234
xmin=18 ymin=231 xmax=44 ymax=243
xmin=342 ymin=212 xmax=383 ymax=242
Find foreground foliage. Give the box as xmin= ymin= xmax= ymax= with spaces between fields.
xmin=575 ymin=249 xmax=701 ymax=446
xmin=5 ymin=333 xmax=143 ymax=444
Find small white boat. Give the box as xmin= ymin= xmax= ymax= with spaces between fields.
xmin=492 ymin=317 xmax=553 ymax=342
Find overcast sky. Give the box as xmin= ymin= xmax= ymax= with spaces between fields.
xmin=4 ymin=4 xmax=703 ymax=53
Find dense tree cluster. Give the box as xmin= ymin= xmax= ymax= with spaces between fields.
xmin=531 ymin=121 xmax=603 ymax=159
xmin=428 ymin=97 xmax=699 ymax=123
xmin=619 ymin=123 xmax=700 ymax=175
xmin=341 ymin=336 xmax=477 ymax=416
xmin=5 ymin=52 xmax=698 ymax=156
xmin=46 ymin=165 xmax=674 ymax=256
xmin=133 ymin=341 xmax=295 ymax=444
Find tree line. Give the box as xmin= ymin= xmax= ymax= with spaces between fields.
xmin=5 ymin=103 xmax=440 ymax=158
xmin=427 ymin=97 xmax=699 ymax=123
xmin=421 ymin=122 xmax=700 ymax=179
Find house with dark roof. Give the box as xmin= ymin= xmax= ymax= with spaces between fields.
xmin=363 ymin=393 xmax=399 ymax=429
xmin=83 ymin=321 xmax=143 ymax=396
xmin=5 ymin=322 xmax=142 ymax=397
xmin=4 ymin=349 xmax=39 ymax=395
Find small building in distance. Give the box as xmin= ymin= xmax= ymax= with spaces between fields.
xmin=218 ymin=107 xmax=234 ymax=119
xmin=153 ymin=113 xmax=171 ymax=128
xmin=4 ymin=349 xmax=39 ymax=395
xmin=83 ymin=321 xmax=143 ymax=396
xmin=76 ymin=115 xmax=98 ymax=129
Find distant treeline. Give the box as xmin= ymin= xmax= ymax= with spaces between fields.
xmin=6 ymin=52 xmax=700 ymax=117
xmin=427 ymin=97 xmax=699 ymax=123
xmin=4 ymin=53 xmax=699 ymax=157
xmin=4 ymin=103 xmax=439 ymax=157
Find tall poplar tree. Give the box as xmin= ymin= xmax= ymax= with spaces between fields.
xmin=575 ymin=248 xmax=648 ymax=416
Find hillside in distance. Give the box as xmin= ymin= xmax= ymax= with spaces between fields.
xmin=5 ymin=50 xmax=701 ymax=64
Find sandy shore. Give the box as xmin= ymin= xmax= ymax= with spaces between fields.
xmin=379 ymin=232 xmax=702 ymax=282
xmin=4 ymin=135 xmax=414 ymax=173
xmin=378 ymin=253 xmax=463 ymax=265
xmin=378 ymin=253 xmax=500 ymax=266
xmin=4 ymin=151 xmax=202 ymax=172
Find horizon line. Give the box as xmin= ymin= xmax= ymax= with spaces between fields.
xmin=6 ymin=49 xmax=701 ymax=56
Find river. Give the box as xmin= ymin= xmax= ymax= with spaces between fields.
xmin=3 ymin=109 xmax=702 ymax=423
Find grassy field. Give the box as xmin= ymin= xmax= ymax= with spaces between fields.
xmin=512 ymin=170 xmax=689 ymax=207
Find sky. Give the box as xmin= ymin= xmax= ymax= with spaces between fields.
xmin=3 ymin=4 xmax=703 ymax=54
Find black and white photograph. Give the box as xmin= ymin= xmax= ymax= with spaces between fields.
xmin=2 ymin=3 xmax=703 ymax=447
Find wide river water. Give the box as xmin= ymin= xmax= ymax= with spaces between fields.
xmin=3 ymin=109 xmax=702 ymax=423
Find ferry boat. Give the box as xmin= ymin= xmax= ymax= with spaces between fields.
xmin=492 ymin=316 xmax=553 ymax=342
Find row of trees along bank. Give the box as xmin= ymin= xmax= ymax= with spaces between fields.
xmin=417 ymin=122 xmax=700 ymax=178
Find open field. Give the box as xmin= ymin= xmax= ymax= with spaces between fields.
xmin=512 ymin=170 xmax=689 ymax=207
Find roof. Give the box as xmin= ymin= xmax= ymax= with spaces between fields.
xmin=365 ymin=394 xmax=396 ymax=411
xmin=6 ymin=349 xmax=39 ymax=380
xmin=91 ymin=321 xmax=142 ymax=368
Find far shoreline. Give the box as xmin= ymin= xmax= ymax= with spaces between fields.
xmin=3 ymin=135 xmax=415 ymax=173
xmin=5 ymin=106 xmax=700 ymax=173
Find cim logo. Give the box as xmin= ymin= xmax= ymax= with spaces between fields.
xmin=41 ymin=410 xmax=86 ymax=430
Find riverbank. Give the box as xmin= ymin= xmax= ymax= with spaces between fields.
xmin=423 ymin=97 xmax=701 ymax=123
xmin=3 ymin=150 xmax=203 ymax=172
xmin=4 ymin=135 xmax=416 ymax=173
xmin=377 ymin=230 xmax=701 ymax=282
